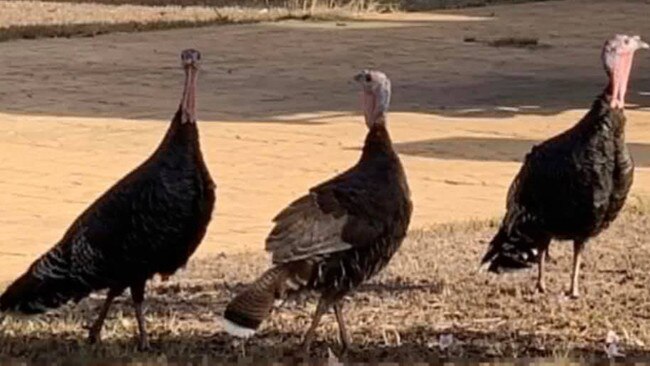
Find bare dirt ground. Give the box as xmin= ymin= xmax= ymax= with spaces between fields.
xmin=1 ymin=0 xmax=650 ymax=359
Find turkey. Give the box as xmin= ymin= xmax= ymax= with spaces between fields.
xmin=0 ymin=49 xmax=216 ymax=349
xmin=223 ymin=70 xmax=412 ymax=353
xmin=481 ymin=35 xmax=648 ymax=298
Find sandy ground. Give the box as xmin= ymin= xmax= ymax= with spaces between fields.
xmin=1 ymin=0 xmax=650 ymax=285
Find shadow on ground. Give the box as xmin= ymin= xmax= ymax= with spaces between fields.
xmin=394 ymin=137 xmax=650 ymax=167
xmin=0 ymin=327 xmax=632 ymax=362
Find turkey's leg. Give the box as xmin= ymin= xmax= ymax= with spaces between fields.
xmin=545 ymin=248 xmax=554 ymax=263
xmin=88 ymin=287 xmax=124 ymax=344
xmin=333 ymin=302 xmax=351 ymax=354
xmin=536 ymin=239 xmax=551 ymax=293
xmin=131 ymin=281 xmax=150 ymax=350
xmin=568 ymin=240 xmax=586 ymax=299
xmin=301 ymin=297 xmax=330 ymax=354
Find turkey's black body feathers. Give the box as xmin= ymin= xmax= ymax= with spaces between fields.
xmin=272 ymin=125 xmax=411 ymax=294
xmin=482 ymin=95 xmax=633 ymax=271
xmin=0 ymin=108 xmax=216 ymax=313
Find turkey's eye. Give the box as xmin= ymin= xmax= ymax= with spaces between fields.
xmin=624 ymin=38 xmax=630 ymax=45
xmin=365 ymin=74 xmax=372 ymax=82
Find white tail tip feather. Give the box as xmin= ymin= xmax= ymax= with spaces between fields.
xmin=222 ymin=317 xmax=256 ymax=338
xmin=477 ymin=261 xmax=490 ymax=273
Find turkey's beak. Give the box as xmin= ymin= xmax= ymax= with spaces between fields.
xmin=633 ymin=35 xmax=649 ymax=50
xmin=353 ymin=70 xmax=370 ymax=83
xmin=183 ymin=60 xmax=200 ymax=70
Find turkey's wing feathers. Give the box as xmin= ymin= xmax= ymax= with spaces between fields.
xmin=266 ymin=178 xmax=384 ymax=264
xmin=266 ymin=193 xmax=351 ymax=263
xmin=52 ymin=168 xmax=158 ymax=281
xmin=503 ymin=135 xmax=588 ymax=236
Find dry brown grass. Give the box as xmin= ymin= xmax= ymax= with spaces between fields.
xmin=1 ymin=201 xmax=650 ymax=361
xmin=31 ymin=0 xmax=380 ymax=7
xmin=32 ymin=0 xmax=546 ymax=11
xmin=0 ymin=0 xmax=376 ymax=43
xmin=0 ymin=0 xmax=554 ymax=42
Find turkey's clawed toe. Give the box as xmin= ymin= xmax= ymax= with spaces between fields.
xmin=567 ymin=289 xmax=580 ymax=300
xmin=87 ymin=330 xmax=101 ymax=345
xmin=137 ymin=335 xmax=151 ymax=351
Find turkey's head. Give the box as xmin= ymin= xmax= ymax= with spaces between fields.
xmin=181 ymin=49 xmax=201 ymax=69
xmin=602 ymin=34 xmax=648 ymax=109
xmin=354 ymin=69 xmax=391 ymax=128
xmin=180 ymin=49 xmax=201 ymax=123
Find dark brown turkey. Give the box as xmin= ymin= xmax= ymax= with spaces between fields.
xmin=0 ymin=49 xmax=216 ymax=349
xmin=223 ymin=70 xmax=412 ymax=353
xmin=481 ymin=35 xmax=648 ymax=298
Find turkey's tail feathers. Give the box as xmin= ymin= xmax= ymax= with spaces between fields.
xmin=0 ymin=249 xmax=91 ymax=314
xmin=223 ymin=266 xmax=297 ymax=337
xmin=480 ymin=226 xmax=539 ymax=273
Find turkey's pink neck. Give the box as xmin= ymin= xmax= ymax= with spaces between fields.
xmin=181 ymin=66 xmax=198 ymax=124
xmin=362 ymin=90 xmax=386 ymax=128
xmin=608 ymin=52 xmax=634 ymax=109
